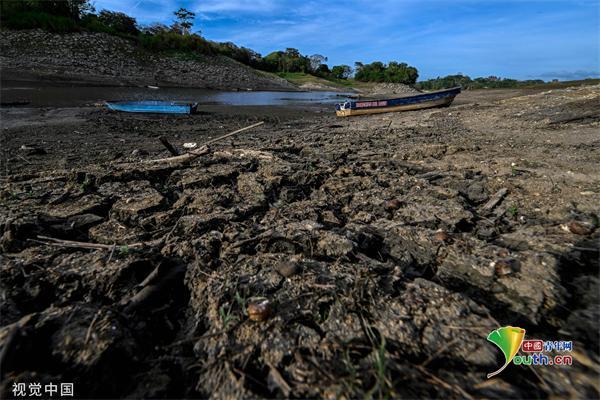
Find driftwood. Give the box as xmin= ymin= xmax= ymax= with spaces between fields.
xmin=145 ymin=145 xmax=210 ymax=165
xmin=146 ymin=121 xmax=265 ymax=165
xmin=481 ymin=188 xmax=508 ymax=212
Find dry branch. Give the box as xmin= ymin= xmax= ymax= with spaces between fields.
xmin=202 ymin=121 xmax=265 ymax=146
xmin=145 ymin=121 xmax=265 ymax=165
xmin=481 ymin=188 xmax=508 ymax=212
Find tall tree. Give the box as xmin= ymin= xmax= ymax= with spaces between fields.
xmin=309 ymin=54 xmax=327 ymax=72
xmin=331 ymin=65 xmax=352 ymax=79
xmin=98 ymin=10 xmax=138 ymax=34
xmin=173 ymin=7 xmax=195 ymax=35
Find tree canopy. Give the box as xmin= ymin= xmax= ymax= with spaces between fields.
xmin=264 ymin=48 xmax=311 ymax=73
xmin=97 ymin=10 xmax=138 ymax=35
xmin=331 ymin=65 xmax=353 ymax=79
xmin=354 ymin=61 xmax=418 ymax=84
xmin=173 ymin=8 xmax=195 ymax=35
xmin=414 ymin=74 xmax=545 ymax=90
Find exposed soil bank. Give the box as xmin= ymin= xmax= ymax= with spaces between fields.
xmin=0 ymin=30 xmax=295 ymax=91
xmin=1 ymin=86 xmax=599 ymax=398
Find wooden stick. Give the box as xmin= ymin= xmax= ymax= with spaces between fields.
xmin=202 ymin=121 xmax=265 ymax=146
xmin=145 ymin=145 xmax=209 ymax=165
xmin=481 ymin=188 xmax=508 ymax=212
xmin=159 ymin=136 xmax=180 ymax=156
xmin=145 ymin=121 xmax=265 ymax=165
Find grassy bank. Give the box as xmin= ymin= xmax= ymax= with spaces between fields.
xmin=276 ymin=72 xmax=377 ymax=91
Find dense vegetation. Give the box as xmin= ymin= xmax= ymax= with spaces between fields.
xmin=415 ymin=74 xmax=546 ymax=90
xmin=354 ymin=61 xmax=419 ymax=84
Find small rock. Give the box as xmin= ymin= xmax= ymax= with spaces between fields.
xmin=565 ymin=220 xmax=594 ymax=235
xmin=275 ymin=258 xmax=301 ymax=277
xmin=247 ymin=298 xmax=272 ymax=322
xmin=131 ymin=149 xmax=148 ymax=157
xmin=493 ymin=258 xmax=520 ymax=276
xmin=384 ymin=198 xmax=402 ymax=211
xmin=434 ymin=230 xmax=450 ymax=242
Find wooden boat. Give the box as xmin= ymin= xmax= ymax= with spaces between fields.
xmin=106 ymin=101 xmax=198 ymax=114
xmin=335 ymin=87 xmax=461 ymax=117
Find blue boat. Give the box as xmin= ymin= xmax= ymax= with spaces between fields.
xmin=335 ymin=87 xmax=461 ymax=117
xmin=106 ymin=101 xmax=198 ymax=114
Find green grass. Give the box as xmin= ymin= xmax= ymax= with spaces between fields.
xmin=275 ymin=72 xmax=379 ymax=91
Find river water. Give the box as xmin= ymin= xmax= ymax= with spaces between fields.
xmin=1 ymin=81 xmax=352 ymax=108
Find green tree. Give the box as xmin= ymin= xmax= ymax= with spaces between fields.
xmin=264 ymin=48 xmax=311 ymax=73
xmin=315 ymin=64 xmax=331 ymax=77
xmin=97 ymin=10 xmax=138 ymax=34
xmin=141 ymin=23 xmax=169 ymax=35
xmin=309 ymin=54 xmax=327 ymax=72
xmin=173 ymin=7 xmax=195 ymax=35
xmin=354 ymin=60 xmax=418 ymax=84
xmin=331 ymin=65 xmax=352 ymax=79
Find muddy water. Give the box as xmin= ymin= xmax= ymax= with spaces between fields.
xmin=1 ymin=81 xmax=352 ymax=107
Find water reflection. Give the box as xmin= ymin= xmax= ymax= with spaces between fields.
xmin=1 ymin=82 xmax=352 ymax=107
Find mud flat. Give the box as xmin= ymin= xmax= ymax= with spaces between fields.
xmin=1 ymin=86 xmax=599 ymax=398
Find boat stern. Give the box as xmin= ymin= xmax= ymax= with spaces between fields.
xmin=335 ymin=101 xmax=352 ymax=117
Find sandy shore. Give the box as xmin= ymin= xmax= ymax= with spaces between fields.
xmin=1 ymin=85 xmax=599 ymax=398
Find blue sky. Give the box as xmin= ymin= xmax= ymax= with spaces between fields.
xmin=93 ymin=0 xmax=599 ymax=81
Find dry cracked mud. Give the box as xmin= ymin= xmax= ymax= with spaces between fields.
xmin=1 ymin=86 xmax=599 ymax=398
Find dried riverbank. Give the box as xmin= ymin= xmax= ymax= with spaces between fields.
xmin=1 ymin=86 xmax=599 ymax=398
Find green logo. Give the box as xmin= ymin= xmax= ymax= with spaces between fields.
xmin=486 ymin=326 xmax=526 ymax=378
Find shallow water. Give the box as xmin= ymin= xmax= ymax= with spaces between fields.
xmin=1 ymin=81 xmax=352 ymax=107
